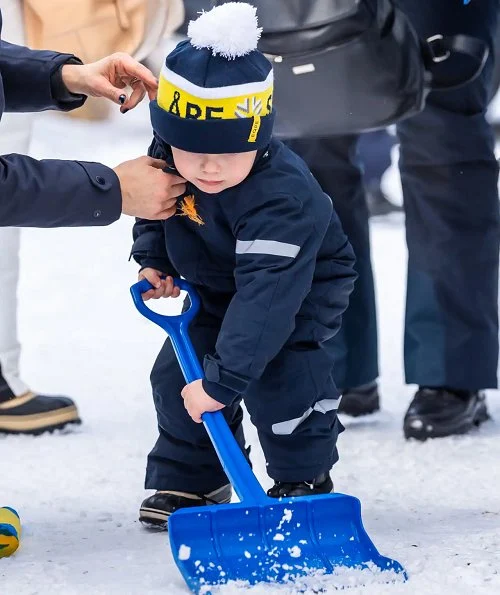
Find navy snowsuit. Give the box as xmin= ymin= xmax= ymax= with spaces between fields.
xmin=131 ymin=137 xmax=357 ymax=493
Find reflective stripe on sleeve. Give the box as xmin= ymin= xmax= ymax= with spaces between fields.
xmin=236 ymin=239 xmax=300 ymax=258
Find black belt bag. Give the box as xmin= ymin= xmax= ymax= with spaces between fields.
xmin=225 ymin=0 xmax=488 ymax=139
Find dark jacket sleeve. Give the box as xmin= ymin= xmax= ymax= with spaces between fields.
xmin=131 ymin=218 xmax=178 ymax=275
xmin=130 ymin=136 xmax=178 ymax=275
xmin=202 ymin=193 xmax=355 ymax=406
xmin=0 ymin=40 xmax=84 ymax=112
xmin=0 ymin=155 xmax=122 ymax=227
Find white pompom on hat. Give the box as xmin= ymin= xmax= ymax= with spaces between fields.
xmin=188 ymin=2 xmax=262 ymax=59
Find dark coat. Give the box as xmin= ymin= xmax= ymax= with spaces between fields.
xmin=0 ymin=8 xmax=121 ymax=227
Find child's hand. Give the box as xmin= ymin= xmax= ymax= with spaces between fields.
xmin=181 ymin=379 xmax=225 ymax=423
xmin=138 ymin=270 xmax=181 ymax=301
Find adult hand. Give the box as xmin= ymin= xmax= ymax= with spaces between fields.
xmin=181 ymin=380 xmax=225 ymax=423
xmin=114 ymin=157 xmax=186 ymax=220
xmin=61 ymin=52 xmax=158 ymax=112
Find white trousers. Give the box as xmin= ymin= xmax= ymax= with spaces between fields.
xmin=0 ymin=0 xmax=35 ymax=397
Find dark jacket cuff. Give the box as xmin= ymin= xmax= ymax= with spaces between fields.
xmin=202 ymin=379 xmax=240 ymax=407
xmin=75 ymin=161 xmax=122 ymax=225
xmin=50 ymin=57 xmax=87 ymax=111
xmin=202 ymin=354 xmax=251 ymax=406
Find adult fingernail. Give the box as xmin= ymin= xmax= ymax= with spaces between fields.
xmin=119 ymin=94 xmax=126 ymax=104
xmin=121 ymin=108 xmax=129 ymax=114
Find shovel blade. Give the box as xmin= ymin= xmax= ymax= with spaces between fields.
xmin=169 ymin=492 xmax=405 ymax=593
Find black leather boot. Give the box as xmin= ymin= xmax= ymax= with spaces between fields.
xmin=403 ymin=387 xmax=490 ymax=440
xmin=338 ymin=381 xmax=380 ymax=417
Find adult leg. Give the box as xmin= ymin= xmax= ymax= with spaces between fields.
xmin=0 ymin=228 xmax=28 ymax=400
xmin=0 ymin=0 xmax=32 ymax=401
xmin=288 ymin=136 xmax=378 ymax=389
xmin=397 ymin=0 xmax=499 ymax=437
xmin=288 ymin=136 xmax=380 ymax=415
xmin=0 ymin=0 xmax=80 ymax=435
xmin=358 ymin=130 xmax=401 ymax=217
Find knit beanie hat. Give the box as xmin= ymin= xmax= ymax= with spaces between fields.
xmin=150 ymin=2 xmax=275 ymax=154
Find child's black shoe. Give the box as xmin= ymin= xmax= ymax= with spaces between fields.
xmin=139 ymin=484 xmax=232 ymax=530
xmin=267 ymin=473 xmax=333 ymax=498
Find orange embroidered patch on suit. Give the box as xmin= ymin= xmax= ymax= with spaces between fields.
xmin=178 ymin=194 xmax=204 ymax=226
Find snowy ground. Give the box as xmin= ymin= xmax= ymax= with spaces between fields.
xmin=1 ymin=101 xmax=500 ymax=595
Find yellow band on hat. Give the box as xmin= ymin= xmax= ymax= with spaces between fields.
xmin=158 ymin=76 xmax=273 ymax=122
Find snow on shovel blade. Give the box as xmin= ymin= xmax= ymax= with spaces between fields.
xmin=169 ymin=492 xmax=405 ymax=593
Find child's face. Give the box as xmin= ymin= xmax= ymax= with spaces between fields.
xmin=171 ymin=147 xmax=258 ymax=194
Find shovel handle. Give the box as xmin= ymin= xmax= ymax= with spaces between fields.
xmin=131 ymin=278 xmax=203 ymax=382
xmin=130 ymin=278 xmax=267 ymax=505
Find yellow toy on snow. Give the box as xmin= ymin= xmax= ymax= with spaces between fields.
xmin=0 ymin=507 xmax=21 ymax=557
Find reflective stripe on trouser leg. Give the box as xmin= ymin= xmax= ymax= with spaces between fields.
xmin=271 ymin=397 xmax=342 ymax=435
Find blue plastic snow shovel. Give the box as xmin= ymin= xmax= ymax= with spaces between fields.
xmin=130 ymin=278 xmax=407 ymax=593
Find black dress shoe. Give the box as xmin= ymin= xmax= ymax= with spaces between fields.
xmin=267 ymin=473 xmax=333 ymax=498
xmin=338 ymin=381 xmax=380 ymax=417
xmin=0 ymin=392 xmax=80 ymax=435
xmin=403 ymin=387 xmax=490 ymax=440
xmin=139 ymin=484 xmax=232 ymax=530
